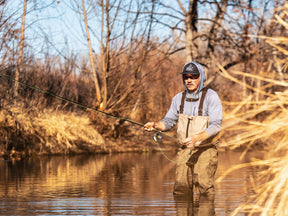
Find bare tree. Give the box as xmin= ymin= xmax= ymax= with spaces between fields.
xmin=149 ymin=1 xmax=282 ymax=64
xmin=68 ymin=0 xmax=160 ymax=115
xmin=176 ymin=0 xmax=198 ymax=61
xmin=82 ymin=0 xmax=102 ymax=106
xmin=14 ymin=0 xmax=27 ymax=98
xmin=4 ymin=0 xmax=285 ymax=116
xmin=0 ymin=3 xmax=19 ymax=66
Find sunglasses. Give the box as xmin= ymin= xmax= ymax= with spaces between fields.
xmin=184 ymin=74 xmax=200 ymax=80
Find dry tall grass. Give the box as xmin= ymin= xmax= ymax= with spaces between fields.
xmin=0 ymin=105 xmax=105 ymax=157
xmin=217 ymin=3 xmax=288 ymax=215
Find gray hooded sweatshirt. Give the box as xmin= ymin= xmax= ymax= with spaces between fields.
xmin=161 ymin=61 xmax=222 ymax=137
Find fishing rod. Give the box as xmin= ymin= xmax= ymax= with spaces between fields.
xmin=0 ymin=66 xmax=215 ymax=152
xmin=0 ymin=67 xmax=177 ymax=143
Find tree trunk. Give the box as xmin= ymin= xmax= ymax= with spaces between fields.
xmin=14 ymin=0 xmax=27 ymax=98
xmin=184 ymin=0 xmax=198 ymax=62
xmin=82 ymin=0 xmax=102 ymax=105
xmin=207 ymin=0 xmax=228 ymax=54
xmin=100 ymin=0 xmax=110 ymax=110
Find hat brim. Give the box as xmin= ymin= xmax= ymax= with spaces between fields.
xmin=181 ymin=71 xmax=199 ymax=75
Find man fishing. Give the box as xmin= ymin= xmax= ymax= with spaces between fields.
xmin=144 ymin=61 xmax=222 ymax=196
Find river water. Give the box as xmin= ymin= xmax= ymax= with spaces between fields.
xmin=0 ymin=150 xmax=259 ymax=215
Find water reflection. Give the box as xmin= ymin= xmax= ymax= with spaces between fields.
xmin=174 ymin=194 xmax=215 ymax=216
xmin=0 ymin=150 xmax=259 ymax=215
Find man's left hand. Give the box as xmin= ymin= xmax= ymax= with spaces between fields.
xmin=183 ymin=135 xmax=199 ymax=149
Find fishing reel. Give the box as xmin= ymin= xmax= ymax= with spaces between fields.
xmin=153 ymin=132 xmax=162 ymax=143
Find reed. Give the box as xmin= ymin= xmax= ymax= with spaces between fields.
xmin=217 ymin=3 xmax=288 ymax=215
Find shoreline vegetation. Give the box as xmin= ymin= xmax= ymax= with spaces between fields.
xmin=0 ymin=1 xmax=288 ymax=215
xmin=0 ymin=102 xmax=179 ymax=160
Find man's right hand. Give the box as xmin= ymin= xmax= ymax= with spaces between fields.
xmin=144 ymin=121 xmax=166 ymax=132
xmin=144 ymin=122 xmax=155 ymax=132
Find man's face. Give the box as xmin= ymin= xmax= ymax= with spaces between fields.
xmin=184 ymin=74 xmax=200 ymax=92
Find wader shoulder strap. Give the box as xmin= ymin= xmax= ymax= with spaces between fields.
xmin=198 ymin=87 xmax=209 ymax=116
xmin=179 ymin=91 xmax=186 ymax=114
xmin=179 ymin=88 xmax=209 ymax=115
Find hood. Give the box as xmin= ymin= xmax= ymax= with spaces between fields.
xmin=182 ymin=61 xmax=206 ymax=97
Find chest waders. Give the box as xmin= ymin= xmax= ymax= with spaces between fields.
xmin=173 ymin=87 xmax=218 ymax=196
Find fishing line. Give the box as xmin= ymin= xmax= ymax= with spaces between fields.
xmin=0 ymin=71 xmax=141 ymax=125
xmin=0 ymin=67 xmax=178 ymax=143
xmin=153 ymin=137 xmax=182 ymax=164
xmin=0 ymin=66 xmax=214 ymax=164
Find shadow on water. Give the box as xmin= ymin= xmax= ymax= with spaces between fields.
xmin=0 ymin=150 xmax=261 ymax=215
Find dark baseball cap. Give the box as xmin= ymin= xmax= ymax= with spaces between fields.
xmin=181 ymin=62 xmax=200 ymax=75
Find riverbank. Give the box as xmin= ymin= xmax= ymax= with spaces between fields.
xmin=0 ymin=104 xmax=178 ymax=160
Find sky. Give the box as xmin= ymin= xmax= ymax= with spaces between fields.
xmin=5 ymin=0 xmax=92 ymax=59
xmin=4 ymin=0 xmax=277 ymax=62
xmin=5 ymin=0 xmax=187 ymax=60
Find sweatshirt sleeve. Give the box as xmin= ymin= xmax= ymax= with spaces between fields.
xmin=160 ymin=93 xmax=181 ymax=131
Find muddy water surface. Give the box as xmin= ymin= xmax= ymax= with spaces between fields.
xmin=0 ymin=150 xmax=259 ymax=215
